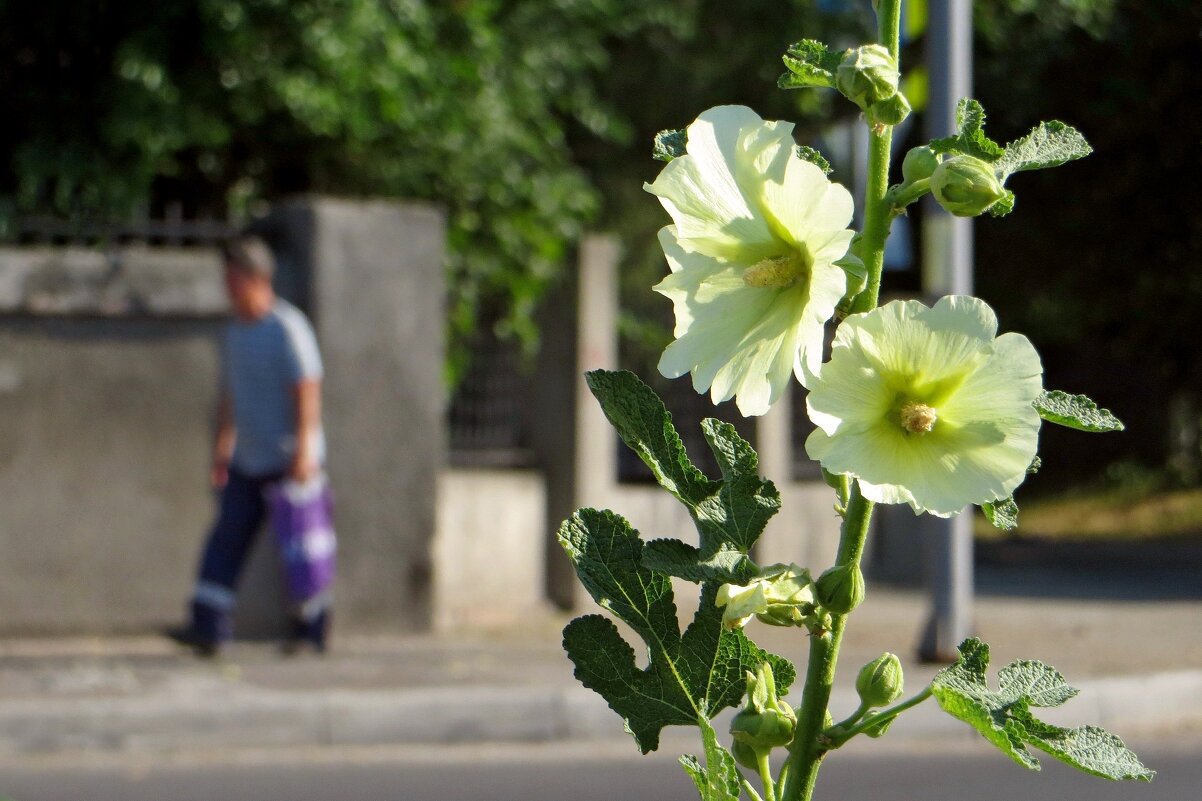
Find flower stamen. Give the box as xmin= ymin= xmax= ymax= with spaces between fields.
xmin=743 ymin=253 xmax=809 ymax=288
xmin=899 ymin=401 xmax=938 ymax=434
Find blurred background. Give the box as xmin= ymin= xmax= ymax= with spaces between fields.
xmin=0 ymin=0 xmax=1197 ymax=625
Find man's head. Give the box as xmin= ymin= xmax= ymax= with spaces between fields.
xmin=221 ymin=235 xmax=276 ymax=320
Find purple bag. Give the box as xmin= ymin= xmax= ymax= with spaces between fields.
xmin=267 ymin=476 xmax=337 ymax=604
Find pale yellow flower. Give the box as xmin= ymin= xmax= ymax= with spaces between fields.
xmin=645 ymin=105 xmax=857 ymax=416
xmin=805 ymin=296 xmax=1043 ymax=517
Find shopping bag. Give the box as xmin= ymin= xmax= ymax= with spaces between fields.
xmin=267 ymin=476 xmax=336 ymax=604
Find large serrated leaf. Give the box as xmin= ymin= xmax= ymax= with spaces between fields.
xmin=559 ymin=508 xmax=793 ymax=753
xmin=1017 ymin=714 xmax=1155 ymax=782
xmin=929 ymin=98 xmax=1003 ymax=162
xmin=585 ymin=370 xmax=780 ymax=583
xmin=778 ymin=39 xmax=842 ymax=90
xmin=931 ymin=638 xmax=1153 ymax=781
xmin=998 ymin=121 xmax=1092 ymax=180
xmin=1034 ymin=390 xmax=1125 ymax=433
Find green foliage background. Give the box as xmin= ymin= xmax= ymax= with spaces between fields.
xmin=1 ymin=0 xmax=1199 ymax=478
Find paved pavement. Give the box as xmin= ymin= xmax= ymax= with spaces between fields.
xmin=1 ymin=557 xmax=1200 ymax=757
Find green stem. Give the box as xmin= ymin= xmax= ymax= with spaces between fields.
xmin=828 ymin=701 xmax=872 ymax=734
xmin=849 ymin=0 xmax=903 ymax=316
xmin=778 ymin=485 xmax=875 ymax=801
xmin=827 ymin=687 xmax=934 ymax=747
xmin=758 ymin=751 xmax=778 ymax=801
xmin=742 ymin=776 xmax=766 ymax=801
xmin=885 ymin=178 xmax=931 ymax=211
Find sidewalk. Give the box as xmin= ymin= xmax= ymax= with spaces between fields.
xmin=1 ymin=561 xmax=1200 ymax=757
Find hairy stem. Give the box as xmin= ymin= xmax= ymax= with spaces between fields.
xmin=849 ymin=0 xmax=903 ymax=316
xmin=758 ymin=751 xmax=778 ymax=801
xmin=826 ymin=687 xmax=934 ymax=747
xmin=779 ymin=485 xmax=875 ymax=801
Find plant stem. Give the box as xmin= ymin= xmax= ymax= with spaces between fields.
xmin=778 ymin=485 xmax=875 ymax=801
xmin=758 ymin=751 xmax=778 ymax=801
xmin=826 ymin=687 xmax=934 ymax=747
xmin=849 ymin=0 xmax=903 ymax=316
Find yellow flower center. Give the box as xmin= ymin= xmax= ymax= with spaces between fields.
xmin=743 ymin=250 xmax=811 ymax=289
xmin=899 ymin=401 xmax=938 ymax=434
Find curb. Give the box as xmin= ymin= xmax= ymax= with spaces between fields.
xmin=2 ymin=670 xmax=1200 ymax=757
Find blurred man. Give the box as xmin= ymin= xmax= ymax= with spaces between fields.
xmin=172 ymin=235 xmax=329 ymax=656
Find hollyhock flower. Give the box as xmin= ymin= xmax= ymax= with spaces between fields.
xmin=645 ymin=105 xmax=858 ymax=416
xmin=716 ymin=563 xmax=816 ymax=630
xmin=805 ymin=296 xmax=1042 ymax=517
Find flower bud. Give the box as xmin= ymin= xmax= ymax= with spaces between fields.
xmin=868 ymin=92 xmax=911 ymax=127
xmin=836 ymin=45 xmax=900 ymax=110
xmin=901 ymin=146 xmax=940 ymax=184
xmin=717 ymin=563 xmax=816 ymax=629
xmin=730 ymin=663 xmax=797 ymax=752
xmin=815 ymin=562 xmax=865 ymax=615
xmin=855 ymin=653 xmax=904 ymax=708
xmin=930 ymin=156 xmax=1007 ymax=217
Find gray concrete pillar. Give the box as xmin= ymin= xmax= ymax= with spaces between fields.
xmin=250 ymin=197 xmax=447 ymax=634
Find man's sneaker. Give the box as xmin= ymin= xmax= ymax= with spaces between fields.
xmin=164 ymin=625 xmax=221 ymax=658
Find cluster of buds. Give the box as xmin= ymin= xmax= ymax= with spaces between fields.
xmin=836 ymin=45 xmax=910 ymax=127
xmin=730 ymin=662 xmax=797 ymax=768
xmin=892 ymin=145 xmax=1010 ymax=218
xmin=716 ymin=563 xmax=823 ymax=630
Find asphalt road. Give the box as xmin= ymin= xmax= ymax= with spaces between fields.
xmin=0 ymin=734 xmax=1194 ymax=801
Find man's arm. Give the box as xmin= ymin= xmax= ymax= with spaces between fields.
xmin=212 ymin=391 xmax=236 ymax=489
xmin=290 ymin=378 xmax=322 ymax=483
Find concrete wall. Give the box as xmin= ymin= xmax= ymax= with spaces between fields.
xmin=431 ymin=469 xmax=548 ymax=630
xmin=0 ymin=198 xmax=448 ymax=636
xmin=0 ymin=246 xmax=236 ymax=634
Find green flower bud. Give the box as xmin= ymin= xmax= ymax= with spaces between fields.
xmin=836 ymin=45 xmax=900 ymax=110
xmin=901 ymin=146 xmax=941 ymax=184
xmin=930 ymin=156 xmax=1007 ymax=217
xmin=716 ymin=563 xmax=817 ymax=629
xmin=731 ymin=738 xmax=760 ymax=770
xmin=730 ymin=662 xmax=797 ymax=751
xmin=815 ymin=562 xmax=865 ymax=615
xmin=868 ymin=92 xmax=911 ymax=127
xmin=855 ymin=653 xmax=904 ymax=708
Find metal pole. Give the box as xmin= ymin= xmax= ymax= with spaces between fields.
xmin=919 ymin=0 xmax=975 ymax=663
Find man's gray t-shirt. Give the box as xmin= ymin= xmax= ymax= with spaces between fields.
xmin=224 ymin=299 xmax=325 ymax=477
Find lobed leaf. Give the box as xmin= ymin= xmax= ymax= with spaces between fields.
xmin=982 ymin=497 xmax=1019 ymax=530
xmin=585 ymin=370 xmax=781 ymax=583
xmin=796 ymin=145 xmax=832 ymax=175
xmin=998 ymin=121 xmax=1092 ymax=180
xmin=929 ymin=98 xmax=1004 ymax=162
xmin=778 ymin=39 xmax=842 ymax=90
xmin=654 ymin=128 xmax=688 ymax=163
xmin=931 ymin=638 xmax=1153 ymax=781
xmin=1034 ymin=390 xmax=1125 ymax=433
xmin=559 ymin=508 xmax=793 ymax=753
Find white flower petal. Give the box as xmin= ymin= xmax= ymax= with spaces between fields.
xmin=804 ymin=296 xmax=1044 ymax=515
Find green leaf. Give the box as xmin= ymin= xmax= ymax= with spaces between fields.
xmin=997 ymin=121 xmax=1092 ymax=180
xmin=929 ymin=98 xmax=1004 ymax=162
xmin=931 ymin=639 xmax=1154 ymax=781
xmin=559 ymin=508 xmax=794 ymax=753
xmin=987 ymin=190 xmax=1016 ymax=218
xmin=796 ymin=145 xmax=832 ymax=175
xmin=1034 ymin=390 xmax=1125 ymax=433
xmin=654 ymin=128 xmax=688 ymax=163
xmin=679 ymin=719 xmax=742 ymax=801
xmin=585 ymin=370 xmax=781 ymax=583
xmin=778 ymin=39 xmax=843 ymax=90
xmin=982 ymin=497 xmax=1019 ymax=530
